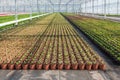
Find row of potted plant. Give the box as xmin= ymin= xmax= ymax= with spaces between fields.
xmin=66 ymin=15 xmax=120 ymax=63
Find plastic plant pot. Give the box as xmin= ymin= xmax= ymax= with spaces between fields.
xmin=43 ymin=64 xmax=50 ymax=70
xmin=92 ymin=62 xmax=99 ymax=70
xmin=36 ymin=64 xmax=43 ymax=70
xmin=99 ymin=64 xmax=106 ymax=70
xmin=8 ymin=64 xmax=15 ymax=70
xmin=1 ymin=63 xmax=8 ymax=70
xmin=15 ymin=64 xmax=22 ymax=70
xmin=58 ymin=64 xmax=64 ymax=70
xmin=79 ymin=61 xmax=85 ymax=70
xmin=22 ymin=64 xmax=29 ymax=70
xmin=86 ymin=62 xmax=92 ymax=70
xmin=64 ymin=64 xmax=71 ymax=70
xmin=50 ymin=64 xmax=56 ymax=70
xmin=71 ymin=64 xmax=78 ymax=70
xmin=29 ymin=64 xmax=36 ymax=70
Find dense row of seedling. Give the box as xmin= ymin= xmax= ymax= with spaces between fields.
xmin=65 ymin=14 xmax=120 ymax=63
xmin=0 ymin=13 xmax=105 ymax=70
xmin=0 ymin=14 xmax=56 ymax=69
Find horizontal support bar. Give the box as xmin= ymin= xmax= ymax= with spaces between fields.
xmin=0 ymin=12 xmax=52 ymax=27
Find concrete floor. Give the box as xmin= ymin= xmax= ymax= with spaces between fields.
xmin=0 ymin=69 xmax=120 ymax=80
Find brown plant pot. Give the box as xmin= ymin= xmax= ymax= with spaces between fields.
xmin=58 ymin=64 xmax=64 ymax=70
xmin=15 ymin=64 xmax=22 ymax=70
xmin=50 ymin=64 xmax=56 ymax=70
xmin=43 ymin=64 xmax=49 ymax=70
xmin=8 ymin=64 xmax=15 ymax=70
xmin=79 ymin=64 xmax=85 ymax=70
xmin=1 ymin=64 xmax=8 ymax=70
xmin=22 ymin=64 xmax=28 ymax=70
xmin=36 ymin=64 xmax=42 ymax=70
xmin=29 ymin=64 xmax=35 ymax=70
xmin=99 ymin=64 xmax=106 ymax=70
xmin=72 ymin=64 xmax=78 ymax=70
xmin=86 ymin=64 xmax=92 ymax=70
xmin=65 ymin=64 xmax=71 ymax=70
xmin=92 ymin=64 xmax=99 ymax=70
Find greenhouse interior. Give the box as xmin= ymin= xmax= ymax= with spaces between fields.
xmin=0 ymin=0 xmax=120 ymax=80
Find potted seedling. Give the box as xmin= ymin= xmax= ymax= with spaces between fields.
xmin=8 ymin=61 xmax=14 ymax=70
xmin=1 ymin=61 xmax=8 ymax=70
xmin=99 ymin=61 xmax=106 ymax=70
xmin=92 ymin=60 xmax=99 ymax=70
xmin=71 ymin=59 xmax=78 ymax=70
xmin=65 ymin=61 xmax=71 ymax=70
xmin=58 ymin=61 xmax=64 ymax=70
xmin=79 ymin=61 xmax=85 ymax=70
xmin=72 ymin=62 xmax=78 ymax=70
xmin=43 ymin=61 xmax=50 ymax=70
xmin=86 ymin=61 xmax=92 ymax=70
xmin=29 ymin=61 xmax=36 ymax=70
xmin=22 ymin=60 xmax=28 ymax=70
xmin=50 ymin=61 xmax=56 ymax=70
xmin=15 ymin=60 xmax=22 ymax=70
xmin=36 ymin=60 xmax=43 ymax=70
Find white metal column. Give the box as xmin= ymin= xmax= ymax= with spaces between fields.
xmin=37 ymin=0 xmax=40 ymax=14
xmin=117 ymin=0 xmax=119 ymax=15
xmin=15 ymin=0 xmax=18 ymax=25
xmin=79 ymin=2 xmax=82 ymax=15
xmin=29 ymin=0 xmax=32 ymax=20
xmin=104 ymin=0 xmax=106 ymax=19
xmin=92 ymin=0 xmax=94 ymax=16
xmin=85 ymin=0 xmax=87 ymax=15
xmin=97 ymin=0 xmax=99 ymax=14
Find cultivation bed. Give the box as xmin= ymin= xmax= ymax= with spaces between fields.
xmin=0 ymin=13 xmax=106 ymax=70
xmin=0 ymin=36 xmax=37 ymax=69
xmin=64 ymin=14 xmax=120 ymax=64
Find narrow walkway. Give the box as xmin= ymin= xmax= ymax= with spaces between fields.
xmin=0 ymin=70 xmax=120 ymax=80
